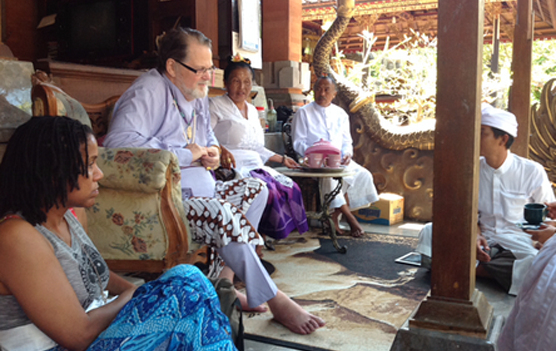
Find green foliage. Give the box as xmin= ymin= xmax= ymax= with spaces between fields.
xmin=483 ymin=39 xmax=556 ymax=107
xmin=334 ymin=31 xmax=556 ymax=124
xmin=531 ymin=40 xmax=556 ymax=104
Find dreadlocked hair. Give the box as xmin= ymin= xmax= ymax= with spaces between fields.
xmin=0 ymin=116 xmax=93 ymax=226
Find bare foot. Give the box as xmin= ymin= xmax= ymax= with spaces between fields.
xmin=344 ymin=211 xmax=365 ymax=237
xmin=236 ymin=290 xmax=268 ymax=313
xmin=332 ymin=208 xmax=345 ymax=236
xmin=255 ymin=244 xmax=264 ymax=258
xmin=350 ymin=228 xmax=365 ymax=237
xmin=268 ymin=291 xmax=326 ymax=335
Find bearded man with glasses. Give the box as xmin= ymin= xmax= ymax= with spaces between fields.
xmin=104 ymin=27 xmax=325 ymax=335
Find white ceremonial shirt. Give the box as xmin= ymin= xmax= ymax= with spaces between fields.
xmin=291 ymin=101 xmax=378 ymax=210
xmin=209 ymin=94 xmax=274 ymax=171
xmin=292 ymin=101 xmax=353 ymax=157
xmin=479 ymin=151 xmax=555 ymax=295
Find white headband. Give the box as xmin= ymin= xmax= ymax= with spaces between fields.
xmin=481 ymin=103 xmax=518 ymax=138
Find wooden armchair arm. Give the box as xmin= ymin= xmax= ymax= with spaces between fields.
xmin=31 ymin=70 xmax=119 ymax=137
xmin=82 ymin=96 xmax=120 ymax=137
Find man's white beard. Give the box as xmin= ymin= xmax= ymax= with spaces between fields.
xmin=189 ymin=83 xmax=209 ymax=99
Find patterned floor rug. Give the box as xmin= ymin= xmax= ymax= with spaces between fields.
xmin=242 ymin=231 xmax=431 ymax=351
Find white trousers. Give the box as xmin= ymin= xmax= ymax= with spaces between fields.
xmin=416 ymin=222 xmax=433 ymax=257
xmin=243 ymin=185 xmax=267 ymax=230
xmin=217 ymin=242 xmax=278 ymax=308
xmin=320 ymin=161 xmax=379 ymax=210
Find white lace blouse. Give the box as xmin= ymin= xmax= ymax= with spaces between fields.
xmin=209 ymin=94 xmax=275 ymax=170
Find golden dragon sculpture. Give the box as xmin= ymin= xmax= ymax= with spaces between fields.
xmin=312 ymin=0 xmax=436 ymax=220
xmin=530 ymin=78 xmax=556 ymax=190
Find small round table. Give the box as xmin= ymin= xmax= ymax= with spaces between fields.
xmin=275 ymin=166 xmax=356 ymax=254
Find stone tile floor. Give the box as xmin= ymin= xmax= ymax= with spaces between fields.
xmin=246 ymin=221 xmax=515 ymax=351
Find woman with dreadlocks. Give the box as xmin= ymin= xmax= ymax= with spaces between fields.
xmin=0 ymin=117 xmax=236 ymax=351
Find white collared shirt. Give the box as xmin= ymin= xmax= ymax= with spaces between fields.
xmin=479 ymin=151 xmax=555 ymax=241
xmin=291 ymin=101 xmax=353 ymax=157
xmin=479 ymin=151 xmax=555 ymax=294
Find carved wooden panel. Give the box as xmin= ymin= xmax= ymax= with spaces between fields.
xmin=351 ymin=114 xmax=434 ymax=222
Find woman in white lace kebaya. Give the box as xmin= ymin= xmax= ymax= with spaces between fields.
xmin=209 ymin=56 xmax=308 ymax=240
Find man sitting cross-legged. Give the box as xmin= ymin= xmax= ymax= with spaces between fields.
xmin=291 ymin=76 xmax=379 ymax=237
xmin=104 ymin=27 xmax=325 ymax=335
xmin=416 ymin=104 xmax=555 ymax=295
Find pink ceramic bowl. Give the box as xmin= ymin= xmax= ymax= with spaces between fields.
xmin=305 ymin=139 xmax=341 ymax=157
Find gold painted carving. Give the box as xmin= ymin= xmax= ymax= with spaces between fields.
xmin=530 ymin=78 xmax=556 ymax=192
xmin=337 ymin=0 xmax=355 ymax=18
xmin=312 ymin=0 xmax=436 ymax=220
xmin=352 ymin=116 xmax=434 ymax=221
xmin=354 ymin=13 xmax=380 ymax=32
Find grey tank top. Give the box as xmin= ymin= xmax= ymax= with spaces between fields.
xmin=0 ymin=211 xmax=110 ymax=330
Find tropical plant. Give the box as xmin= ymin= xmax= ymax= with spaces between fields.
xmin=331 ymin=30 xmax=556 ymax=125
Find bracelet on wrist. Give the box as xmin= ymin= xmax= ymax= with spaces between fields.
xmin=282 ymin=155 xmax=287 ymax=164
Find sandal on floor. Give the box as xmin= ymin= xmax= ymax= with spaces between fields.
xmin=264 ymin=239 xmax=276 ymax=251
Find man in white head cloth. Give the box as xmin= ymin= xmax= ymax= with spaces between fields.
xmin=291 ymin=76 xmax=379 ymax=237
xmin=416 ymin=104 xmax=555 ymax=295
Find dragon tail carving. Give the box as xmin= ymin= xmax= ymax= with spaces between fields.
xmin=312 ymin=0 xmax=435 ymax=151
xmin=530 ymin=78 xmax=556 ymax=189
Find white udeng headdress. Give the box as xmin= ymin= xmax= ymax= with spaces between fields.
xmin=481 ymin=103 xmax=518 ymax=138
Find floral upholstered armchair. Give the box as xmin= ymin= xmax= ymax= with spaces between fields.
xmin=31 ymin=71 xmax=206 ymax=273
xmin=89 ymin=147 xmax=205 ymax=272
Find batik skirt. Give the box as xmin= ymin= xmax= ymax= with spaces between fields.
xmin=48 ymin=265 xmax=237 ymax=350
xmin=183 ymin=177 xmax=265 ymax=277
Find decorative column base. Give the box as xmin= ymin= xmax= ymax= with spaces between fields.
xmin=391 ymin=289 xmax=497 ymax=351
xmin=390 ymin=316 xmax=503 ymax=351
xmin=410 ymin=289 xmax=493 ymax=338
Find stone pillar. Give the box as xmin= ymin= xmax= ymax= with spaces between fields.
xmin=261 ymin=0 xmax=310 ymax=111
xmin=391 ymin=1 xmax=494 ymax=349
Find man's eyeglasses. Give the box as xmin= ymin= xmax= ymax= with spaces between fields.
xmin=174 ymin=59 xmax=215 ymax=76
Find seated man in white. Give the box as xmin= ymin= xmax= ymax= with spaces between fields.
xmin=291 ymin=75 xmax=379 ymax=237
xmin=104 ymin=27 xmax=325 ymax=334
xmin=416 ymin=104 xmax=555 ymax=295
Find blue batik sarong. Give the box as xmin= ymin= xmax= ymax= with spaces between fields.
xmin=49 ymin=264 xmax=237 ymax=351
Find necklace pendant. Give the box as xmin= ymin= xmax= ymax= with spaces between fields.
xmin=187 ymin=126 xmax=193 ymax=139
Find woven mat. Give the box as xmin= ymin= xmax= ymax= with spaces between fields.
xmin=243 ymin=231 xmax=430 ymax=351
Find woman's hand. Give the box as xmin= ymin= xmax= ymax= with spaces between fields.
xmin=106 ymin=270 xmax=137 ymax=296
xmin=269 ymin=154 xmax=299 ymax=169
xmin=283 ymin=156 xmax=300 ymax=169
xmin=220 ymin=145 xmax=236 ymax=170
